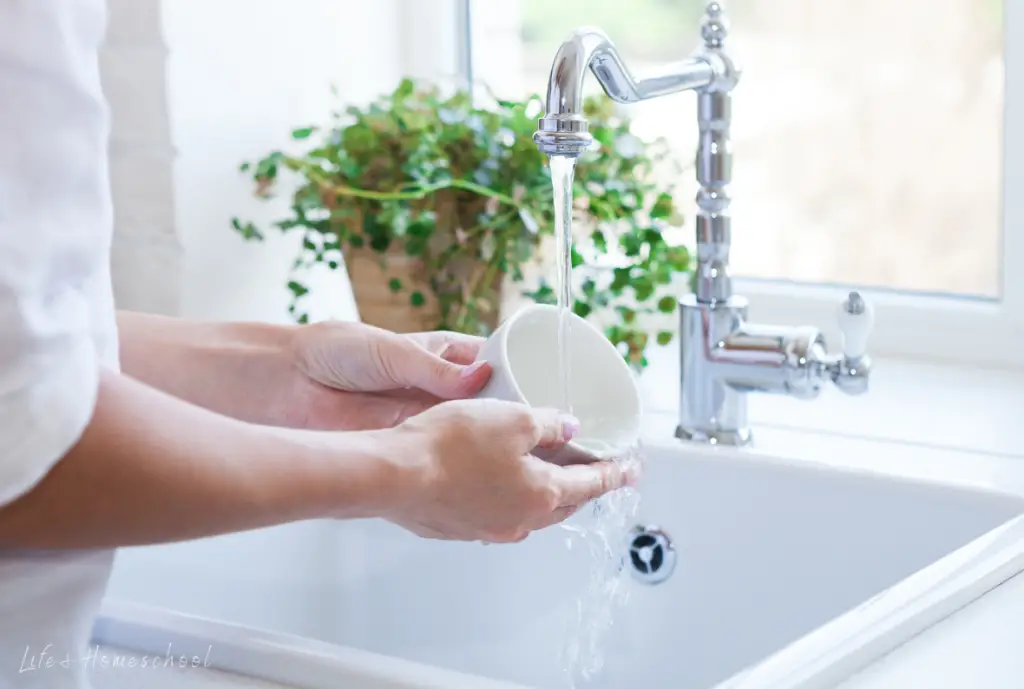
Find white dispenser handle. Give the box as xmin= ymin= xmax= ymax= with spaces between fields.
xmin=837 ymin=291 xmax=873 ymax=360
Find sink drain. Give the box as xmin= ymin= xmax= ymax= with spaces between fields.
xmin=627 ymin=525 xmax=676 ymax=585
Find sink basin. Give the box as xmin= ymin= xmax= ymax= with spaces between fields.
xmin=103 ymin=440 xmax=1024 ymax=689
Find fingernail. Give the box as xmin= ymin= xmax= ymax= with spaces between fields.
xmin=561 ymin=415 xmax=581 ymax=442
xmin=460 ymin=361 xmax=488 ymax=378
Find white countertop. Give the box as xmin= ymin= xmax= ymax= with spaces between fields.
xmin=836 ymin=570 xmax=1024 ymax=689
xmin=638 ymin=342 xmax=1024 ymax=460
xmin=95 ymin=351 xmax=1024 ymax=689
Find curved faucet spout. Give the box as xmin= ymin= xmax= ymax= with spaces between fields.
xmin=546 ymin=28 xmax=716 ymax=112
xmin=533 ymin=23 xmax=723 ymax=157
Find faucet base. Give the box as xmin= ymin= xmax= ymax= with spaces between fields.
xmin=675 ymin=424 xmax=752 ymax=447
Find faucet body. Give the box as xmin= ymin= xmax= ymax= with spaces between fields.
xmin=677 ymin=293 xmax=871 ymax=445
xmin=534 ymin=2 xmax=873 ymax=446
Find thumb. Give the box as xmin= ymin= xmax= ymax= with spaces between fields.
xmin=385 ymin=336 xmax=492 ymax=399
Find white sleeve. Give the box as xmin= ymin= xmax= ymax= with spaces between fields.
xmin=0 ymin=0 xmax=113 ymax=507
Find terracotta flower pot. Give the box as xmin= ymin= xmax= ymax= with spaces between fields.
xmin=344 ymin=245 xmax=441 ymax=333
xmin=339 ymin=190 xmax=514 ymax=335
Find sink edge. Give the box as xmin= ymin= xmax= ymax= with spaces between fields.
xmin=711 ymin=513 xmax=1024 ymax=689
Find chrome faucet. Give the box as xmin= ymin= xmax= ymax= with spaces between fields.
xmin=533 ymin=2 xmax=874 ymax=446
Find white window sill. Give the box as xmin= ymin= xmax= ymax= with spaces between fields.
xmin=637 ymin=342 xmax=1024 ymax=484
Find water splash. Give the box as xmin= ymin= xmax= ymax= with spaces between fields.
xmin=559 ymin=442 xmax=644 ymax=688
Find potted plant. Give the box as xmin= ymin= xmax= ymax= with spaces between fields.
xmin=232 ymin=78 xmax=690 ymax=369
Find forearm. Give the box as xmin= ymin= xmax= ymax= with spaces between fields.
xmin=0 ymin=369 xmax=398 ymax=549
xmin=116 ymin=311 xmax=305 ymax=426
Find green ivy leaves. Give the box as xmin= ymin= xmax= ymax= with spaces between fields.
xmin=230 ymin=79 xmax=691 ymax=369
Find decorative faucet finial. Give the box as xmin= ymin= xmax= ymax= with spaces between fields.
xmin=701 ymin=2 xmax=729 ymax=48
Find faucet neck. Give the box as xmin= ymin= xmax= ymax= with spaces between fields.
xmin=693 ymin=3 xmax=740 ymax=305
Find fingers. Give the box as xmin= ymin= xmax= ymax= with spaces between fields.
xmin=526 ymin=407 xmax=581 ymax=450
xmin=551 ymin=460 xmax=633 ymax=508
xmin=437 ymin=338 xmax=484 ymax=366
xmin=409 ymin=332 xmax=485 ymax=365
xmin=438 ymin=401 xmax=578 ymax=453
xmin=523 ymin=504 xmax=580 ymax=533
xmin=385 ymin=335 xmax=492 ymax=399
xmin=520 ymin=461 xmax=635 ymax=532
xmin=391 ymin=519 xmax=457 ymax=541
xmin=518 ymin=456 xmax=628 ymax=532
xmin=547 ymin=504 xmax=579 ymax=525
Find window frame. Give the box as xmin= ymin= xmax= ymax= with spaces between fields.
xmin=419 ymin=0 xmax=1024 ymax=370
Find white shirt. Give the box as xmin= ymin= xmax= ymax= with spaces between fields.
xmin=0 ymin=1 xmax=119 ymax=687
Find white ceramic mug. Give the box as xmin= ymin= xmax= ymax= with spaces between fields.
xmin=473 ymin=304 xmax=643 ymax=465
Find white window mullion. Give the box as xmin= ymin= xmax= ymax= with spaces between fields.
xmin=397 ymin=0 xmax=464 ymax=88
xmin=455 ymin=0 xmax=474 ymax=90
xmin=1001 ymin=0 xmax=1024 ymax=332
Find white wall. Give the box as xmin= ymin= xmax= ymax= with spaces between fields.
xmin=164 ymin=0 xmax=412 ymax=324
xmin=103 ymin=0 xmax=183 ymax=316
xmin=103 ymin=0 xmax=453 ymax=324
xmin=468 ymin=0 xmax=525 ymax=98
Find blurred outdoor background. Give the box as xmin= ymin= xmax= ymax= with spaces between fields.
xmin=477 ymin=0 xmax=1005 ymax=297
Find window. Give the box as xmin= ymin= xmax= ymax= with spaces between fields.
xmin=450 ymin=0 xmax=1024 ymax=368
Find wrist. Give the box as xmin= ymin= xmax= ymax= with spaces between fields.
xmin=193 ymin=320 xmax=316 ymax=428
xmin=289 ymin=425 xmax=427 ymax=520
xmin=117 ymin=312 xmax=305 ymax=425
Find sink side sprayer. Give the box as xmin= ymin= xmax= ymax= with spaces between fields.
xmin=533 ymin=2 xmax=875 ymax=446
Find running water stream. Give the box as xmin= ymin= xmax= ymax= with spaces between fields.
xmin=550 ymin=155 xmax=577 ymax=414
xmin=548 ymin=155 xmax=643 ymax=688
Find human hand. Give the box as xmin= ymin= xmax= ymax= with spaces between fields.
xmin=378 ymin=399 xmax=637 ymax=543
xmin=285 ymin=321 xmax=492 ymax=431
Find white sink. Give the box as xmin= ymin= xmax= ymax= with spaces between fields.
xmin=103 ymin=440 xmax=1024 ymax=689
